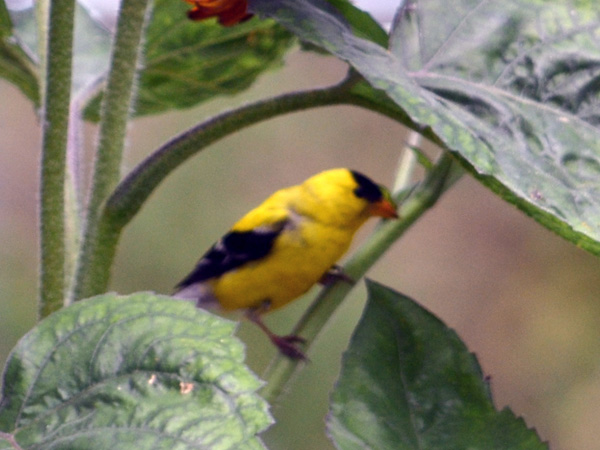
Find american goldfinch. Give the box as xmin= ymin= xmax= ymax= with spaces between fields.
xmin=174 ymin=168 xmax=398 ymax=359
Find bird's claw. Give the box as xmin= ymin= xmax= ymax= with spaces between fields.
xmin=271 ymin=334 xmax=307 ymax=360
xmin=319 ymin=266 xmax=354 ymax=285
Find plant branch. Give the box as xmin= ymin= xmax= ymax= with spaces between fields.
xmin=261 ymin=151 xmax=462 ymax=403
xmin=106 ymin=76 xmax=363 ymax=227
xmin=38 ymin=0 xmax=75 ymax=318
xmin=71 ymin=75 xmax=364 ymax=299
xmin=71 ymin=0 xmax=152 ymax=302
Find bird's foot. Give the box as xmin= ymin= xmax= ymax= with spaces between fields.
xmin=319 ymin=265 xmax=354 ymax=285
xmin=270 ymin=334 xmax=307 ymax=361
xmin=246 ymin=305 xmax=308 ymax=360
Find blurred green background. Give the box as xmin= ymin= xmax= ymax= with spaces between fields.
xmin=2 ymin=49 xmax=600 ymax=449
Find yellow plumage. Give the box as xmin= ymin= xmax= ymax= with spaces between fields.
xmin=174 ymin=168 xmax=397 ymax=358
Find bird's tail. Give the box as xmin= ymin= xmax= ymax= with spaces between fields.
xmin=172 ymin=283 xmax=220 ymax=310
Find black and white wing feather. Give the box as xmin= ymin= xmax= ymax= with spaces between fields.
xmin=174 ymin=220 xmax=288 ymax=301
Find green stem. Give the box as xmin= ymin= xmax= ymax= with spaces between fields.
xmin=64 ymin=103 xmax=83 ymax=303
xmin=393 ymin=131 xmax=421 ymax=192
xmin=35 ymin=0 xmax=49 ymax=106
xmin=261 ymin=151 xmax=462 ymax=403
xmin=38 ymin=0 xmax=75 ymax=318
xmin=72 ymin=76 xmax=364 ymax=300
xmin=71 ymin=0 xmax=152 ymax=302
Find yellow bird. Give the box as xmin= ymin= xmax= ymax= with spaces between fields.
xmin=174 ymin=168 xmax=398 ymax=359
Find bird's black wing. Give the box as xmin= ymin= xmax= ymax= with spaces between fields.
xmin=175 ymin=221 xmax=287 ymax=289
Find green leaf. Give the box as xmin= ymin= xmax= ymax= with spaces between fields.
xmin=253 ymin=0 xmax=600 ymax=255
xmin=407 ymin=144 xmax=434 ymax=171
xmin=84 ymin=0 xmax=294 ymax=121
xmin=0 ymin=292 xmax=272 ymax=449
xmin=324 ymin=0 xmax=388 ymax=47
xmin=328 ymin=281 xmax=547 ymax=450
xmin=0 ymin=2 xmax=39 ymax=106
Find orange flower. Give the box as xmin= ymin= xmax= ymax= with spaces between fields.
xmin=184 ymin=0 xmax=253 ymax=26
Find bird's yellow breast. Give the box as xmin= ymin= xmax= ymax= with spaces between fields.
xmin=211 ymin=218 xmax=355 ymax=311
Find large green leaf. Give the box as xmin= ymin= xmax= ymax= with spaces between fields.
xmin=328 ymin=281 xmax=547 ymax=450
xmin=0 ymin=293 xmax=272 ymax=449
xmin=252 ymin=0 xmax=600 ymax=254
xmin=84 ymin=0 xmax=293 ymax=121
xmin=0 ymin=1 xmax=38 ymax=106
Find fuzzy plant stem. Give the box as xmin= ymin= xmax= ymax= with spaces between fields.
xmin=70 ymin=0 xmax=152 ymax=302
xmin=261 ymin=151 xmax=462 ymax=403
xmin=34 ymin=0 xmax=49 ymax=105
xmin=38 ymin=0 xmax=75 ymax=318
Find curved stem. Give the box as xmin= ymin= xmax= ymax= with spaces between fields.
xmin=70 ymin=0 xmax=152 ymax=302
xmin=72 ymin=75 xmax=363 ymax=300
xmin=38 ymin=0 xmax=75 ymax=318
xmin=261 ymin=151 xmax=462 ymax=403
xmin=105 ymin=76 xmax=363 ymax=226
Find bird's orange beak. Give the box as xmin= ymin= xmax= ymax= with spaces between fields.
xmin=368 ymin=197 xmax=399 ymax=219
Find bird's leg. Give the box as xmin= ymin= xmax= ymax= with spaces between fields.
xmin=319 ymin=265 xmax=354 ymax=285
xmin=246 ymin=302 xmax=307 ymax=361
